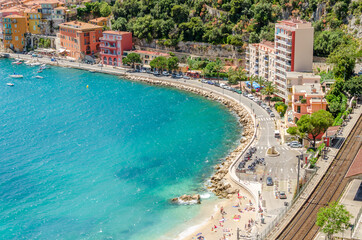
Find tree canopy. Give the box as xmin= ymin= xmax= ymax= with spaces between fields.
xmin=287 ymin=110 xmax=334 ymax=148
xmin=123 ymin=53 xmax=142 ymax=68
xmin=316 ymin=201 xmax=352 ymax=239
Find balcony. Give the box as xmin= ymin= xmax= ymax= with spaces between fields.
xmin=101 ymin=51 xmax=117 ymax=56
xmin=277 ymin=32 xmax=292 ymax=40
xmin=275 ymin=72 xmax=285 ymax=79
xmin=100 ymin=37 xmax=116 ymax=42
xmin=100 ymin=44 xmax=116 ymax=49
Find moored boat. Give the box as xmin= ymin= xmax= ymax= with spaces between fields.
xmin=10 ymin=74 xmax=23 ymax=78
xmin=6 ymin=83 xmax=14 ymax=86
xmin=35 ymin=76 xmax=43 ymax=79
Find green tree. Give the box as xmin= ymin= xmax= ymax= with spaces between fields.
xmin=226 ymin=34 xmax=244 ymax=46
xmin=275 ymin=101 xmax=287 ymax=117
xmin=179 ymin=17 xmax=205 ymax=42
xmin=291 ymin=110 xmax=334 ymax=148
xmin=252 ymin=2 xmax=274 ymax=32
xmin=261 ymin=81 xmax=276 ymax=106
xmin=167 ymin=56 xmax=179 ymax=72
xmin=249 ymin=32 xmax=259 ymax=43
xmin=254 ymin=76 xmax=265 ymax=99
xmin=122 ymin=53 xmax=142 ymax=69
xmin=100 ymin=1 xmax=111 ymax=17
xmin=112 ymin=17 xmax=128 ymax=31
xmin=334 ymin=2 xmax=349 ymax=20
xmin=327 ymin=43 xmax=361 ymax=80
xmin=344 ymin=75 xmax=362 ymax=96
xmin=150 ymin=56 xmax=168 ymax=71
xmin=127 ymin=15 xmax=154 ymax=41
xmin=228 ymin=67 xmax=247 ymax=90
xmin=171 ymin=5 xmax=189 ymax=24
xmin=316 ymin=201 xmax=352 ymax=240
xmin=313 ymin=30 xmax=348 ymax=57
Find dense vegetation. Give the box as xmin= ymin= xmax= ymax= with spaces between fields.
xmin=106 ymin=0 xmax=362 ymax=47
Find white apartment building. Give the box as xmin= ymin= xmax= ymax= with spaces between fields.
xmin=247 ymin=40 xmax=275 ymax=82
xmin=246 ymin=19 xmax=314 ymax=102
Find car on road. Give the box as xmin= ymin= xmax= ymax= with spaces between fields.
xmin=287 ymin=141 xmax=299 ymax=146
xmin=153 ymin=71 xmax=160 ymax=76
xmin=175 ymin=74 xmax=182 ymax=78
xmin=201 ymin=79 xmax=208 ymax=83
xmin=279 ymin=191 xmax=287 ymax=199
xmin=290 ymin=142 xmax=303 ymax=148
xmin=266 ymin=109 xmax=272 ymax=114
xmin=162 ymin=71 xmax=170 ymax=76
xmin=266 ymin=177 xmax=273 ymax=186
xmin=270 ymin=112 xmax=275 ymax=117
xmin=247 ymin=94 xmax=254 ymax=99
xmin=183 ymin=75 xmax=190 ymax=79
xmin=171 ymin=73 xmax=177 ymax=78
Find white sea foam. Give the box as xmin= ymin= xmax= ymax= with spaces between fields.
xmin=200 ymin=193 xmax=211 ymax=199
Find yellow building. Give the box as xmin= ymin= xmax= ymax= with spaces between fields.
xmin=89 ymin=17 xmax=108 ymax=27
xmin=3 ymin=15 xmax=27 ymax=52
xmin=25 ymin=9 xmax=42 ymax=34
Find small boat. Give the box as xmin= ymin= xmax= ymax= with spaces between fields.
xmin=37 ymin=70 xmax=43 ymax=73
xmin=6 ymin=83 xmax=14 ymax=86
xmin=10 ymin=74 xmax=23 ymax=78
xmin=89 ymin=70 xmax=96 ymax=73
xmin=15 ymin=58 xmax=23 ymax=62
xmin=35 ymin=76 xmax=43 ymax=79
xmin=12 ymin=61 xmax=22 ymax=65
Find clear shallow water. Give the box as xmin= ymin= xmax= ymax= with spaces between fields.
xmin=0 ymin=59 xmax=241 ymax=239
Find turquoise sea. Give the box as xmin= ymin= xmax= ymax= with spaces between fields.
xmin=0 ymin=59 xmax=241 ymax=239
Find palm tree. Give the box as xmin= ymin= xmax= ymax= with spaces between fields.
xmin=228 ymin=67 xmax=247 ymax=91
xmin=261 ymin=81 xmax=276 ymax=106
xmin=255 ymin=76 xmax=266 ymax=100
xmin=248 ymin=75 xmax=257 ymax=93
xmin=214 ymin=58 xmax=224 ymax=83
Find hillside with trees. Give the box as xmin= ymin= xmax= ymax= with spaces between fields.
xmin=109 ymin=0 xmax=361 ymax=49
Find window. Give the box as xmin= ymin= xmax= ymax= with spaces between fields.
xmin=299 ymin=96 xmax=303 ymax=101
xmin=15 ymin=24 xmax=17 ymax=28
xmin=297 ymin=106 xmax=301 ymax=113
xmin=15 ymin=36 xmax=18 ymax=41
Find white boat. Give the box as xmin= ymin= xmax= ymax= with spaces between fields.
xmin=10 ymin=74 xmax=23 ymax=78
xmin=35 ymin=76 xmax=43 ymax=79
xmin=6 ymin=83 xmax=14 ymax=86
xmin=12 ymin=61 xmax=22 ymax=65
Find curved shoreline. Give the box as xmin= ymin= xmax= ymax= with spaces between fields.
xmin=5 ymin=54 xmax=258 ymax=238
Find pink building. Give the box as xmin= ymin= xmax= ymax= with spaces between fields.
xmin=291 ymin=83 xmax=327 ymax=123
xmin=100 ymin=31 xmax=132 ymax=67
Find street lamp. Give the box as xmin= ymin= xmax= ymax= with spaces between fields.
xmin=297 ymin=151 xmax=303 ymax=196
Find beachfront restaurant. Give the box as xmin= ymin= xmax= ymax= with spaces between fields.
xmin=245 ymin=81 xmax=261 ymax=92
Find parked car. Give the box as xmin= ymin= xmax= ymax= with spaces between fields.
xmin=270 ymin=112 xmax=275 ymax=117
xmin=162 ymin=71 xmax=170 ymax=76
xmin=266 ymin=109 xmax=272 ymax=113
xmin=183 ymin=75 xmax=190 ymax=79
xmin=279 ymin=191 xmax=287 ymax=199
xmin=287 ymin=141 xmax=299 ymax=146
xmin=290 ymin=142 xmax=303 ymax=148
xmin=140 ymin=69 xmax=147 ymax=73
xmin=171 ymin=73 xmax=177 ymax=78
xmin=201 ymin=79 xmax=208 ymax=83
xmin=153 ymin=71 xmax=160 ymax=76
xmin=247 ymin=94 xmax=254 ymax=99
xmin=266 ymin=177 xmax=273 ymax=186
xmin=175 ymin=74 xmax=182 ymax=78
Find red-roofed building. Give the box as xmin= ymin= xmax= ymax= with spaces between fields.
xmin=346 ymin=149 xmax=362 ymax=179
xmin=100 ymin=31 xmax=132 ymax=67
xmin=124 ymin=50 xmax=170 ymax=67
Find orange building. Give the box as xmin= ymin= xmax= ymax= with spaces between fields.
xmin=3 ymin=14 xmax=27 ymax=52
xmin=89 ymin=17 xmax=108 ymax=27
xmin=24 ymin=8 xmax=42 ymax=34
xmin=291 ymin=83 xmax=327 ymax=123
xmin=59 ymin=21 xmax=103 ymax=60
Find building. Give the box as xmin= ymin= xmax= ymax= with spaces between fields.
xmin=58 ymin=21 xmax=103 ymax=59
xmin=247 ymin=40 xmax=275 ymax=83
xmin=25 ymin=9 xmax=42 ymax=34
xmin=286 ymin=72 xmax=321 ymax=102
xmin=100 ymin=31 xmax=132 ymax=67
xmin=89 ymin=17 xmax=108 ymax=27
xmin=38 ymin=1 xmax=63 ymax=35
xmin=291 ymin=83 xmax=327 ymax=122
xmin=274 ymin=19 xmax=314 ymax=99
xmin=2 ymin=14 xmax=27 ymax=52
xmin=124 ymin=50 xmax=170 ymax=67
xmin=246 ymin=19 xmax=314 ymax=102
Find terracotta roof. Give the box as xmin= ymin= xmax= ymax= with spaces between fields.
xmin=5 ymin=14 xmax=26 ymax=18
xmin=103 ymin=31 xmax=131 ymax=35
xmin=90 ymin=17 xmax=108 ymax=22
xmin=346 ymin=149 xmax=362 ymax=178
xmin=59 ymin=21 xmax=102 ymax=30
xmin=259 ymin=40 xmax=274 ymax=49
xmin=322 ymin=126 xmax=340 ymax=138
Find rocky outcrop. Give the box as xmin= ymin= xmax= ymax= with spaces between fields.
xmin=171 ymin=194 xmax=201 ymax=205
xmin=125 ymin=75 xmax=255 ymax=199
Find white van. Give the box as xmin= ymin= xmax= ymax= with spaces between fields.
xmin=274 ymin=130 xmax=280 ymax=138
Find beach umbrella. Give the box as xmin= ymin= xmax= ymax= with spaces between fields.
xmin=196 ymin=233 xmax=202 ymax=236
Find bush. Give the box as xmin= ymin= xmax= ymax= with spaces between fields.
xmin=301 ymin=98 xmax=307 ymax=104
xmin=271 ymin=96 xmax=283 ymax=102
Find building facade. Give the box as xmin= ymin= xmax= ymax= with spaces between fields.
xmin=38 ymin=1 xmax=63 ymax=35
xmin=246 ymin=19 xmax=314 ymax=102
xmin=89 ymin=17 xmax=108 ymax=27
xmin=25 ymin=9 xmax=42 ymax=34
xmin=291 ymin=83 xmax=327 ymax=122
xmin=59 ymin=21 xmax=103 ymax=59
xmin=2 ymin=14 xmax=27 ymax=52
xmin=100 ymin=31 xmax=132 ymax=67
